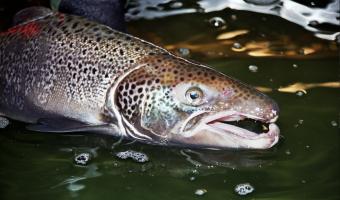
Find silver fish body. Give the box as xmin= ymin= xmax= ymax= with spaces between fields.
xmin=0 ymin=7 xmax=162 ymax=125
xmin=0 ymin=7 xmax=280 ymax=149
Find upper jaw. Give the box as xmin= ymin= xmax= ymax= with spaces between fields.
xmin=202 ymin=110 xmax=279 ymax=125
xmin=182 ymin=110 xmax=280 ymax=149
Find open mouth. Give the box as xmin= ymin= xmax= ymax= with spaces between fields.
xmin=203 ymin=111 xmax=280 ymax=149
xmin=180 ymin=110 xmax=280 ymax=149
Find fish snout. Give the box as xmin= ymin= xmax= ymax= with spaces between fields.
xmin=252 ymin=93 xmax=279 ymax=122
xmin=225 ymin=88 xmax=279 ymax=123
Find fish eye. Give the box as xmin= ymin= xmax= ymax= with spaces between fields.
xmin=185 ymin=87 xmax=204 ymax=105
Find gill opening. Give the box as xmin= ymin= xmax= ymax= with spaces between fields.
xmin=105 ymin=63 xmax=148 ymax=139
xmin=122 ymin=116 xmax=152 ymax=141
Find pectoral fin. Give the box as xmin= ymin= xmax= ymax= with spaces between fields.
xmin=26 ymin=118 xmax=120 ymax=136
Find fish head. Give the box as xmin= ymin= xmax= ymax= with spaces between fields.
xmin=107 ymin=55 xmax=279 ymax=149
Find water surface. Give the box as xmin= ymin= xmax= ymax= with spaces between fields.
xmin=0 ymin=0 xmax=339 ymax=199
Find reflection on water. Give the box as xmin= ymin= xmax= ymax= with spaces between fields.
xmin=128 ymin=0 xmax=339 ymax=59
xmin=256 ymin=81 xmax=340 ymax=93
xmin=277 ymin=81 xmax=340 ymax=93
xmin=0 ymin=0 xmax=339 ymax=200
xmin=127 ymin=0 xmax=340 ymax=40
xmin=162 ymin=29 xmax=337 ymax=58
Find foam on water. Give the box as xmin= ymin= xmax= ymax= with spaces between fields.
xmin=115 ymin=150 xmax=149 ymax=163
xmin=234 ymin=183 xmax=255 ymax=195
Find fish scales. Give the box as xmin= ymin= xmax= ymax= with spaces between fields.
xmin=0 ymin=7 xmax=280 ymax=149
xmin=0 ymin=11 xmax=165 ymax=124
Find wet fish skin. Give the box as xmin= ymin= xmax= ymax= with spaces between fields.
xmin=0 ymin=7 xmax=280 ymax=149
xmin=0 ymin=7 xmax=164 ymax=126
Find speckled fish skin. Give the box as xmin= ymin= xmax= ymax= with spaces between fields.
xmin=0 ymin=7 xmax=164 ymax=125
xmin=0 ymin=7 xmax=280 ymax=149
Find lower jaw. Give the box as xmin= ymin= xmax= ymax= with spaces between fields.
xmin=174 ymin=123 xmax=280 ymax=149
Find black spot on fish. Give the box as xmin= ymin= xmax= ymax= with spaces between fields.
xmin=74 ymin=28 xmax=84 ymax=33
xmin=119 ymin=49 xmax=124 ymax=56
xmin=72 ymin=22 xmax=79 ymax=29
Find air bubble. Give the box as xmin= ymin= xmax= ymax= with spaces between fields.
xmin=331 ymin=121 xmax=338 ymax=127
xmin=293 ymin=64 xmax=298 ymax=68
xmin=169 ymin=2 xmax=183 ymax=8
xmin=116 ymin=150 xmax=149 ymax=163
xmin=209 ymin=17 xmax=226 ymax=28
xmin=0 ymin=117 xmax=9 ymax=128
xmin=190 ymin=177 xmax=196 ymax=181
xmin=178 ymin=48 xmax=190 ymax=56
xmin=296 ymin=91 xmax=306 ymax=96
xmin=191 ymin=169 xmax=199 ymax=175
xmin=194 ymin=189 xmax=207 ymax=196
xmin=232 ymin=42 xmax=243 ymax=49
xmin=231 ymin=14 xmax=237 ymax=20
xmin=67 ymin=183 xmax=85 ymax=192
xmin=309 ymin=20 xmax=319 ymax=26
xmin=248 ymin=65 xmax=258 ymax=73
xmin=234 ymin=183 xmax=254 ymax=196
xmin=74 ymin=153 xmax=91 ymax=166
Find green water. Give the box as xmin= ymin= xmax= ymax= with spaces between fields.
xmin=0 ymin=1 xmax=339 ymax=199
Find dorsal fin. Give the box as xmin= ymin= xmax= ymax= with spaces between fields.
xmin=12 ymin=6 xmax=54 ymax=26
